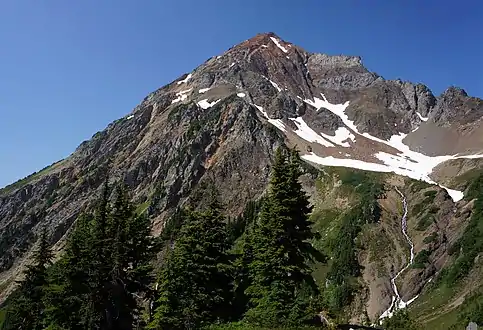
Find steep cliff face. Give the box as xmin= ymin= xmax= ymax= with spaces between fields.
xmin=2 ymin=32 xmax=483 ymax=326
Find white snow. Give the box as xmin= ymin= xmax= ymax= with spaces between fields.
xmin=198 ymin=88 xmax=210 ymax=94
xmin=269 ymin=119 xmax=287 ymax=132
xmin=176 ymin=73 xmax=192 ymax=85
xmin=229 ymin=62 xmax=235 ymax=68
xmin=261 ymin=45 xmax=268 ymax=48
xmin=197 ymin=98 xmax=221 ymax=109
xmin=171 ymin=89 xmax=192 ymax=104
xmin=237 ymin=92 xmax=246 ymax=98
xmin=126 ymin=115 xmax=134 ymax=120
xmin=289 ymin=117 xmax=335 ymax=147
xmin=320 ymin=127 xmax=356 ymax=147
xmin=416 ymin=112 xmax=429 ymax=122
xmin=254 ymin=104 xmax=286 ymax=132
xmin=269 ymin=80 xmax=282 ymax=92
xmin=216 ymin=55 xmax=222 ymax=59
xmin=303 ymin=153 xmax=394 ymax=174
xmin=303 ymin=93 xmax=483 ymax=202
xmin=286 ymin=56 xmax=290 ymax=59
xmin=270 ymin=37 xmax=288 ymax=53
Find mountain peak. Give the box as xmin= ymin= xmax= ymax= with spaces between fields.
xmin=235 ymin=32 xmax=293 ymax=55
xmin=441 ymin=86 xmax=468 ymax=98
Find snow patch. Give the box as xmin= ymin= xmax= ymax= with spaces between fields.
xmin=416 ymin=112 xmax=429 ymax=121
xmin=254 ymin=104 xmax=268 ymax=118
xmin=198 ymin=88 xmax=210 ymax=94
xmin=261 ymin=45 xmax=268 ymax=48
xmin=229 ymin=62 xmax=235 ymax=68
xmin=320 ymin=127 xmax=356 ymax=148
xmin=303 ymin=94 xmax=483 ymax=202
xmin=289 ymin=117 xmax=335 ymax=147
xmin=270 ymin=80 xmax=282 ymax=92
xmin=216 ymin=55 xmax=222 ymax=59
xmin=270 ymin=37 xmax=288 ymax=53
xmin=254 ymin=104 xmax=286 ymax=132
xmin=126 ymin=115 xmax=134 ymax=120
xmin=269 ymin=119 xmax=287 ymax=132
xmin=303 ymin=153 xmax=393 ymax=174
xmin=171 ymin=89 xmax=192 ymax=104
xmin=237 ymin=92 xmax=246 ymax=98
xmin=197 ymin=99 xmax=221 ymax=109
xmin=176 ymin=73 xmax=192 ymax=85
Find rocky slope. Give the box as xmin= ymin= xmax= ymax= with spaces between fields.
xmin=2 ymin=32 xmax=483 ymax=326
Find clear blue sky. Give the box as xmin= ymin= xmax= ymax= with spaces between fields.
xmin=1 ymin=0 xmax=482 ymax=188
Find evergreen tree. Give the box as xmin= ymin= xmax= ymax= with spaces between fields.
xmin=150 ymin=197 xmax=233 ymax=329
xmin=382 ymin=309 xmax=420 ymax=330
xmin=243 ymin=147 xmax=321 ymax=327
xmin=44 ymin=181 xmax=158 ymax=330
xmin=107 ymin=184 xmax=158 ymax=329
xmin=4 ymin=226 xmax=53 ymax=330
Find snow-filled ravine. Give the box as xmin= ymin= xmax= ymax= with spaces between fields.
xmin=263 ymin=92 xmax=483 ymax=202
xmin=379 ymin=187 xmax=418 ymax=320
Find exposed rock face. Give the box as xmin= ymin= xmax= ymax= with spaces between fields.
xmin=432 ymin=87 xmax=483 ymax=126
xmin=1 ymin=32 xmax=483 ymax=321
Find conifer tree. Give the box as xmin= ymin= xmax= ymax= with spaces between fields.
xmin=44 ymin=180 xmax=157 ymax=330
xmin=150 ymin=196 xmax=232 ymax=329
xmin=4 ymin=226 xmax=53 ymax=330
xmin=243 ymin=147 xmax=321 ymax=327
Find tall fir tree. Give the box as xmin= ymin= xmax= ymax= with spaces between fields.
xmin=149 ymin=195 xmax=233 ymax=329
xmin=243 ymin=147 xmax=321 ymax=327
xmin=43 ymin=180 xmax=158 ymax=330
xmin=4 ymin=226 xmax=53 ymax=330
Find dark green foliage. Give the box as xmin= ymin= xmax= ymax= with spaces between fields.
xmin=382 ymin=309 xmax=420 ymax=330
xmin=43 ymin=181 xmax=158 ymax=329
xmin=409 ymin=180 xmax=432 ymax=193
xmin=415 ymin=214 xmax=435 ymax=231
xmin=466 ymin=172 xmax=483 ymax=201
xmin=440 ymin=173 xmax=483 ymax=286
xmin=3 ymin=227 xmax=53 ymax=330
xmin=323 ymin=169 xmax=382 ymax=312
xmin=241 ymin=148 xmax=323 ymax=327
xmin=149 ymin=197 xmax=233 ymax=329
xmin=227 ymin=199 xmax=264 ymax=244
xmin=412 ymin=249 xmax=431 ymax=269
xmin=159 ymin=206 xmax=187 ymax=242
xmin=411 ymin=191 xmax=438 ymax=217
xmin=424 ymin=190 xmax=438 ymax=198
xmin=423 ymin=232 xmax=438 ymax=244
xmin=456 ymin=291 xmax=483 ymax=326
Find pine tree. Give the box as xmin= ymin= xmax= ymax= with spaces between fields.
xmin=107 ymin=184 xmax=158 ymax=329
xmin=150 ymin=196 xmax=233 ymax=329
xmin=4 ymin=226 xmax=53 ymax=330
xmin=43 ymin=213 xmax=97 ymax=329
xmin=243 ymin=147 xmax=321 ymax=327
xmin=44 ymin=180 xmax=158 ymax=330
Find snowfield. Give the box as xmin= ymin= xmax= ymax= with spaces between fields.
xmin=300 ymin=94 xmax=483 ymax=202
xmin=252 ymin=92 xmax=483 ymax=202
xmin=197 ymin=99 xmax=221 ymax=109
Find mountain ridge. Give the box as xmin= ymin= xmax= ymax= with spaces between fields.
xmin=2 ymin=32 xmax=483 ymax=327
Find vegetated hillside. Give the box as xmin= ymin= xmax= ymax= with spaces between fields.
xmin=2 ymin=32 xmax=483 ymax=327
xmin=305 ymin=166 xmax=478 ymax=327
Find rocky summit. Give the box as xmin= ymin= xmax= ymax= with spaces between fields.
xmin=2 ymin=32 xmax=483 ymax=328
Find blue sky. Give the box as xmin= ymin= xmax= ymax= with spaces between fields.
xmin=1 ymin=0 xmax=482 ymax=187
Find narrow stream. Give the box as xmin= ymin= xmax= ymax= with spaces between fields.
xmin=379 ymin=187 xmax=418 ymax=320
